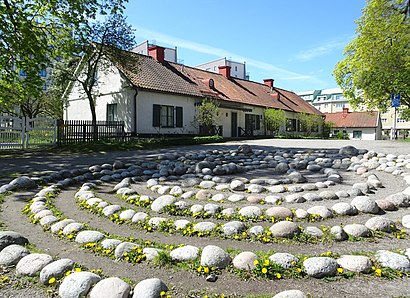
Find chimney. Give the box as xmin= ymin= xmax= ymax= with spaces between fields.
xmin=218 ymin=65 xmax=231 ymax=79
xmin=342 ymin=107 xmax=349 ymax=118
xmin=263 ymin=79 xmax=274 ymax=89
xmin=148 ymin=45 xmax=165 ymax=62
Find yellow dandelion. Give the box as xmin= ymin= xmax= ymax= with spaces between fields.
xmin=75 ymin=267 xmax=81 ymax=272
xmin=204 ymin=267 xmax=210 ymax=274
xmin=253 ymin=260 xmax=259 ymax=265
xmin=48 ymin=277 xmax=56 ymax=285
xmin=197 ymin=266 xmax=202 ymax=273
xmin=263 ymin=259 xmax=270 ymax=266
xmin=337 ymin=268 xmax=344 ymax=274
xmin=276 ymin=273 xmax=282 ymax=279
xmin=261 ymin=267 xmax=268 ymax=274
xmin=160 ymin=291 xmax=166 ymax=297
xmin=375 ymin=268 xmax=382 ymax=277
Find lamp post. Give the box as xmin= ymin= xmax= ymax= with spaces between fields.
xmin=391 ymin=93 xmax=401 ymax=140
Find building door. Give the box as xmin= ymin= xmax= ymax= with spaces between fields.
xmin=245 ymin=114 xmax=254 ymax=136
xmin=231 ymin=112 xmax=237 ymax=137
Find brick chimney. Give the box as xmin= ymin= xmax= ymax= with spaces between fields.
xmin=263 ymin=79 xmax=274 ymax=89
xmin=148 ymin=46 xmax=165 ymax=62
xmin=342 ymin=107 xmax=349 ymax=118
xmin=218 ymin=65 xmax=231 ymax=79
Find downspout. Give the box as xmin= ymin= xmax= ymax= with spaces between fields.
xmin=133 ymin=88 xmax=138 ymax=136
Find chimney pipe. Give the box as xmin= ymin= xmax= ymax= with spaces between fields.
xmin=148 ymin=46 xmax=165 ymax=62
xmin=218 ymin=65 xmax=231 ymax=79
xmin=342 ymin=107 xmax=349 ymax=118
xmin=263 ymin=79 xmax=274 ymax=89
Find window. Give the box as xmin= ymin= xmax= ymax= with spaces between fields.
xmin=235 ymin=66 xmax=238 ymax=71
xmin=397 ymin=118 xmax=406 ymax=123
xmin=214 ymin=66 xmax=217 ymax=71
xmin=353 ymin=130 xmax=362 ymax=139
xmin=286 ymin=119 xmax=297 ymax=132
xmin=152 ymin=104 xmax=183 ymax=128
xmin=245 ymin=114 xmax=261 ymax=130
xmin=381 ymin=118 xmax=387 ymax=123
xmin=336 ymin=103 xmax=345 ymax=108
xmin=107 ymin=104 xmax=118 ymax=122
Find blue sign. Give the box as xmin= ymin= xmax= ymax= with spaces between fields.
xmin=391 ymin=93 xmax=401 ymax=107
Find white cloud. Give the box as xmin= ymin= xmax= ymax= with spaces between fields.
xmin=132 ymin=25 xmax=327 ymax=85
xmin=294 ymin=37 xmax=351 ymax=62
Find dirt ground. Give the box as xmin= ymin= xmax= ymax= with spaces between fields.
xmin=1 ymin=139 xmax=410 ymax=297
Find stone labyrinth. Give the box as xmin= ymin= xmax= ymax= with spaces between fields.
xmin=1 ymin=144 xmax=410 ymax=297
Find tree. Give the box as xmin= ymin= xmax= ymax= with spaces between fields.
xmin=298 ymin=113 xmax=323 ymax=136
xmin=55 ymin=14 xmax=135 ymax=139
xmin=334 ymin=0 xmax=410 ymax=118
xmin=264 ymin=108 xmax=286 ymax=136
xmin=0 ymin=0 xmax=127 ymax=117
xmin=195 ymin=99 xmax=220 ymax=135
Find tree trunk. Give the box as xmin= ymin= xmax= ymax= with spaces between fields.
xmin=86 ymin=91 xmax=98 ymax=141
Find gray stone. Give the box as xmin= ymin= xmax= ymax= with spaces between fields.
xmin=148 ymin=217 xmax=166 ymax=228
xmin=351 ymin=196 xmax=379 ymax=214
xmin=8 ymin=176 xmax=37 ymax=190
xmin=339 ymin=146 xmax=359 ymax=156
xmin=307 ymin=164 xmax=322 ymax=172
xmin=0 ymin=244 xmax=29 ymax=265
xmin=285 ymin=193 xmax=306 ymax=203
xmin=204 ymin=203 xmax=220 ymax=215
xmin=273 ymin=290 xmax=307 ymax=298
xmin=39 ymin=258 xmax=75 ymax=284
xmin=34 ymin=209 xmax=53 ymax=219
xmin=402 ymin=215 xmax=410 ymax=228
xmin=335 ymin=190 xmax=350 ymax=198
xmin=169 ymin=186 xmax=183 ymax=196
xmin=40 ymin=215 xmax=58 ymax=226
xmin=288 ymin=172 xmax=307 ymax=183
xmin=59 ymin=271 xmax=101 ymax=298
xmin=269 ymin=221 xmax=300 ymax=238
xmin=16 ymin=253 xmax=53 ymax=276
xmin=75 ymin=231 xmax=104 ymax=244
xmin=307 ymin=206 xmax=333 ymax=218
xmin=303 ymin=193 xmax=322 ymax=202
xmin=222 ymin=221 xmax=246 ymax=235
xmin=151 ymin=195 xmax=177 ymax=213
xmin=174 ymin=219 xmax=190 ymax=230
xmin=295 ymin=208 xmax=308 ymax=219
xmin=114 ymin=242 xmax=138 ymax=259
xmin=196 ymin=190 xmax=212 ymax=200
xmin=0 ymin=231 xmax=29 ymax=250
xmin=63 ymin=223 xmax=84 ymax=235
xmin=232 ymin=251 xmax=258 ymax=270
xmin=102 ymin=205 xmax=121 ymax=216
xmin=365 ymin=216 xmax=395 ymax=232
xmin=332 ymin=202 xmax=357 ymax=216
xmin=352 ymin=183 xmax=371 ymax=194
xmin=343 ymin=224 xmax=371 ymax=237
xmin=101 ymin=239 xmax=122 ymax=249
xmin=132 ymin=278 xmax=168 ymax=298
xmin=269 ymin=253 xmax=298 ymax=269
xmin=375 ymin=250 xmax=410 ymax=272
xmin=239 ymin=206 xmax=262 ymax=217
xmin=264 ymin=195 xmax=282 ymax=204
xmin=230 ymin=180 xmax=245 ymax=191
xmin=190 ymin=204 xmax=203 ymax=213
xmin=227 ymin=194 xmax=245 ymax=202
xmin=249 ymin=225 xmax=264 ymax=235
xmin=132 ymin=212 xmax=149 ymax=223
xmin=193 ymin=222 xmax=216 ymax=232
xmin=90 ymin=277 xmax=131 ymax=298
xmin=319 ymin=191 xmax=338 ymax=200
xmin=330 ymin=226 xmax=348 ymax=241
xmin=302 ymin=184 xmax=318 ymax=191
xmin=385 ymin=192 xmax=410 ymax=207
xmin=200 ymin=245 xmax=231 ymax=269
xmin=247 ymin=184 xmax=265 ymax=193
xmin=337 ymin=255 xmax=372 ymax=273
xmin=200 ymin=181 xmax=216 ymax=189
xmin=375 ymin=199 xmax=396 ymax=211
xmin=265 ymin=207 xmax=293 ymax=219
xmin=276 ymin=162 xmax=289 ymax=173
xmin=143 ymin=248 xmax=162 ymax=261
xmin=119 ymin=209 xmax=136 ymax=221
xmin=303 ymin=257 xmax=338 ymax=278
xmin=170 ymin=245 xmax=199 ymax=261
xmin=305 ymin=226 xmax=324 ymax=237
xmin=267 ymin=185 xmax=286 ymax=193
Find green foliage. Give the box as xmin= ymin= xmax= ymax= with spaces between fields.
xmin=195 ymin=99 xmax=220 ymax=133
xmin=334 ymin=0 xmax=410 ymax=116
xmin=323 ymin=121 xmax=334 ymax=138
xmin=263 ymin=109 xmax=286 ymax=135
xmin=0 ymin=0 xmax=127 ymax=117
xmin=297 ymin=113 xmax=323 ymax=136
xmin=335 ymin=131 xmax=349 ymax=140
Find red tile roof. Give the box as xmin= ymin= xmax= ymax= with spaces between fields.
xmin=325 ymin=111 xmax=380 ymax=128
xmin=113 ymin=50 xmax=322 ymax=115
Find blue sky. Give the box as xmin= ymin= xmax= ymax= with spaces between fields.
xmin=125 ymin=1 xmax=366 ymax=92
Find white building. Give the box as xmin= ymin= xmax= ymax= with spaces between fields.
xmin=196 ymin=58 xmax=249 ymax=80
xmin=131 ymin=40 xmax=177 ymax=63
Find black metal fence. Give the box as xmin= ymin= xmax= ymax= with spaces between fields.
xmin=57 ymin=120 xmax=130 ymax=144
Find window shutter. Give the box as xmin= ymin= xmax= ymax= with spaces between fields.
xmin=255 ymin=115 xmax=260 ymax=130
xmin=176 ymin=107 xmax=183 ymax=127
xmin=153 ymin=104 xmax=161 ymax=127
